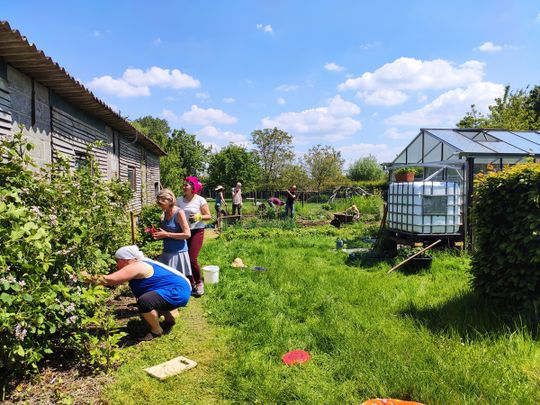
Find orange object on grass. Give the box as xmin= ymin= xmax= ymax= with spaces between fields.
xmin=361 ymin=399 xmax=425 ymax=405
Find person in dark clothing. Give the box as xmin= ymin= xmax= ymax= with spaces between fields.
xmin=285 ymin=185 xmax=298 ymax=218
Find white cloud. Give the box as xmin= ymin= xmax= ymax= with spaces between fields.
xmin=338 ymin=57 xmax=485 ymax=92
xmin=195 ymin=92 xmax=211 ymax=101
xmin=417 ymin=92 xmax=428 ymax=103
xmin=324 ymin=62 xmax=345 ymax=72
xmin=93 ymin=30 xmax=102 ymax=38
xmin=256 ymin=24 xmax=274 ymax=34
xmin=166 ymin=96 xmax=175 ymax=101
xmin=536 ymin=13 xmax=540 ymax=21
xmin=385 ymin=81 xmax=505 ymax=127
xmin=161 ymin=109 xmax=178 ymax=122
xmin=276 ymin=84 xmax=299 ymax=92
xmin=122 ymin=67 xmax=200 ymax=89
xmin=199 ymin=126 xmax=249 ymax=145
xmin=202 ymin=142 xmax=220 ymax=153
xmin=277 ymin=97 xmax=286 ymax=105
xmin=153 ymin=37 xmax=162 ymax=46
xmin=359 ymin=41 xmax=381 ymax=50
xmin=177 ymin=105 xmax=237 ymax=126
xmin=476 ymin=41 xmax=502 ymax=52
xmin=261 ymin=95 xmax=362 ymax=141
xmin=384 ymin=127 xmax=418 ymax=140
xmin=357 ymin=89 xmax=409 ymax=106
xmin=338 ymin=143 xmax=402 ymax=165
xmin=223 ymin=97 xmax=236 ymax=104
xmin=88 ymin=76 xmax=150 ymax=97
xmin=88 ymin=66 xmax=200 ymax=97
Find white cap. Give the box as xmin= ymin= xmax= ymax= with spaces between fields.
xmin=114 ymin=245 xmax=144 ymax=260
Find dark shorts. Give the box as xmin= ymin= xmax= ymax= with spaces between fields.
xmin=137 ymin=291 xmax=177 ymax=313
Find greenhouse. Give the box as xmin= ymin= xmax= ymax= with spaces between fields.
xmin=385 ymin=128 xmax=540 ymax=246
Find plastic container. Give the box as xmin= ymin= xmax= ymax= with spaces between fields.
xmin=202 ymin=265 xmax=220 ymax=284
xmin=387 ymin=181 xmax=462 ymax=234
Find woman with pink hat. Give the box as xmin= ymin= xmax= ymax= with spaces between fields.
xmin=176 ymin=176 xmax=212 ymax=297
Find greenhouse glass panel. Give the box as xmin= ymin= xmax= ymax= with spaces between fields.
xmin=427 ymin=129 xmax=493 ymax=153
xmin=394 ymin=150 xmax=407 ymax=163
xmin=442 ymin=143 xmax=458 ymax=160
xmin=497 ymin=131 xmax=540 ymax=154
xmin=457 ymin=131 xmax=480 ymax=140
xmin=476 ymin=140 xmax=524 ymax=153
xmin=423 ymin=134 xmax=440 ymax=154
xmin=424 ymin=143 xmax=442 ymax=162
xmin=407 ymin=136 xmax=423 ymax=163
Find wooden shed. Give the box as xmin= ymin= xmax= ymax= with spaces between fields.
xmin=0 ymin=21 xmax=166 ymax=212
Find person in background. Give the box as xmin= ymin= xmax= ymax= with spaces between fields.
xmin=232 ymin=182 xmax=242 ymax=216
xmin=177 ymin=176 xmax=212 ymax=297
xmin=285 ymin=185 xmax=298 ymax=218
xmin=214 ymin=185 xmax=227 ymax=217
xmin=153 ymin=189 xmax=192 ymax=277
xmin=82 ymin=245 xmax=191 ymax=341
xmin=267 ymin=196 xmax=285 ymax=217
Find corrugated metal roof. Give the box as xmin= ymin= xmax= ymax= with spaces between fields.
xmin=424 ymin=128 xmax=540 ymax=156
xmin=0 ymin=21 xmax=166 ymax=156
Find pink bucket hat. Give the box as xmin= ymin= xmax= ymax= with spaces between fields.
xmin=185 ymin=176 xmax=202 ymax=194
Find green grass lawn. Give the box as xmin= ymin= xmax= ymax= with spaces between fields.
xmin=104 ymin=224 xmax=539 ymax=404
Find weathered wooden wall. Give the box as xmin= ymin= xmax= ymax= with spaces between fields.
xmin=0 ymin=61 xmax=161 ymax=213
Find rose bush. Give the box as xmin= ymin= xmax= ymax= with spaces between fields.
xmin=0 ymin=129 xmax=131 ymax=392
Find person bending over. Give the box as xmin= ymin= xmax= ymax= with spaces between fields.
xmin=83 ymin=245 xmax=191 ymax=341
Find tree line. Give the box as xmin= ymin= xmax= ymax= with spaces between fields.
xmin=132 ymin=117 xmax=386 ymax=195
xmin=132 ymin=85 xmax=540 ymax=196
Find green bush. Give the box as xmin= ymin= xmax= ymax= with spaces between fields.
xmin=471 ymin=162 xmax=540 ymax=314
xmin=0 ymin=130 xmax=131 ymax=389
xmin=137 ymin=204 xmax=162 ymax=245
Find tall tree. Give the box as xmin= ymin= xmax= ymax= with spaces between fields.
xmin=133 ymin=116 xmax=210 ymax=195
xmin=132 ymin=116 xmax=171 ymax=149
xmin=458 ymin=86 xmax=540 ymax=130
xmin=347 ymin=155 xmax=385 ymax=181
xmin=304 ymin=144 xmax=344 ymax=191
xmin=207 ymin=144 xmax=260 ymax=191
xmin=251 ymin=127 xmax=294 ymax=190
xmin=162 ymin=129 xmax=210 ymax=194
xmin=278 ymin=164 xmax=310 ymax=191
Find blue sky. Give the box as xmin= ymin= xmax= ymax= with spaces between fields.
xmin=4 ymin=1 xmax=540 ymax=165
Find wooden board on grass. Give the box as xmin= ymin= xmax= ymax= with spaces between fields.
xmin=144 ymin=356 xmax=197 ymax=380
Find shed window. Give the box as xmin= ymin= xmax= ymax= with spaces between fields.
xmin=154 ymin=182 xmax=160 ymax=196
xmin=74 ymin=151 xmax=88 ymax=170
xmin=127 ymin=166 xmax=136 ymax=191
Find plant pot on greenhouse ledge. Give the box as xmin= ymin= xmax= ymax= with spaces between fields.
xmin=394 ymin=171 xmax=415 ymax=182
xmin=401 ymin=255 xmax=433 ymax=274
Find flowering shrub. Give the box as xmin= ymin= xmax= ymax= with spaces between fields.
xmin=0 ymin=129 xmax=131 ymax=388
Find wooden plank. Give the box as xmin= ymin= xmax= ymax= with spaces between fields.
xmin=144 ymin=356 xmax=197 ymax=380
xmin=387 ymin=239 xmax=442 ymax=274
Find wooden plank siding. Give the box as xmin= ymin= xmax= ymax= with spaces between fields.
xmin=51 ymin=107 xmax=109 ymax=174
xmin=0 ymin=77 xmax=12 ymax=137
xmin=146 ymin=153 xmax=160 ymax=203
xmin=119 ymin=135 xmax=143 ymax=212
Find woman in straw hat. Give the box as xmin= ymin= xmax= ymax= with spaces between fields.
xmin=214 ymin=185 xmax=227 ymax=218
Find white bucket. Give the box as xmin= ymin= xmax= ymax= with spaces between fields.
xmin=202 ymin=265 xmax=220 ymax=284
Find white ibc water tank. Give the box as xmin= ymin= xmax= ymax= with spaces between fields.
xmin=387 ymin=181 xmax=462 ymax=234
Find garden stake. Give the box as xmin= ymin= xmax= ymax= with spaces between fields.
xmin=387 ymin=239 xmax=441 ymax=274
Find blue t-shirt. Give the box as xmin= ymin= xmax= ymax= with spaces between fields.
xmin=160 ymin=209 xmax=187 ymax=253
xmin=129 ymin=259 xmax=191 ymax=307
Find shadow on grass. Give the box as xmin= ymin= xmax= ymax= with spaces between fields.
xmin=400 ymin=291 xmax=539 ymax=341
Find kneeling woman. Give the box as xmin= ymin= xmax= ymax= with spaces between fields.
xmin=85 ymin=245 xmax=192 ymax=340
